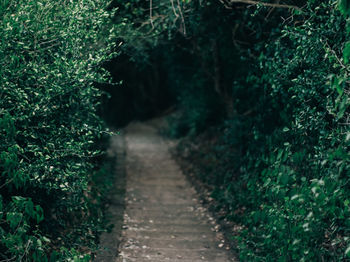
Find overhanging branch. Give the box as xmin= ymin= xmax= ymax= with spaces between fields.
xmin=220 ymin=0 xmax=303 ymax=12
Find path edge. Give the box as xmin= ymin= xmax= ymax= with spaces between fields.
xmin=95 ymin=131 xmax=127 ymax=262
xmin=167 ymin=138 xmax=240 ymax=261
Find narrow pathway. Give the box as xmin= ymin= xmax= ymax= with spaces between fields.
xmin=98 ymin=120 xmax=236 ymax=262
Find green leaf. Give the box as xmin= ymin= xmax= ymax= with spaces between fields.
xmin=339 ymin=0 xmax=350 ymax=16
xmin=25 ymin=199 xmax=34 ymax=218
xmin=343 ymin=41 xmax=350 ymax=64
xmin=35 ymin=205 xmax=44 ymax=223
xmin=6 ymin=212 xmax=23 ymax=229
xmin=345 ymin=245 xmax=350 ymax=257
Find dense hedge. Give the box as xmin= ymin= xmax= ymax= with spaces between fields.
xmin=0 ymin=1 xmax=117 ymax=260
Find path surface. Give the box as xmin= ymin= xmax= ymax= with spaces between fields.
xmin=97 ymin=120 xmax=235 ymax=262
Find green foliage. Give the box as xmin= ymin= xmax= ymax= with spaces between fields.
xmin=161 ymin=0 xmax=350 ymax=260
xmin=339 ymin=0 xmax=350 ymax=16
xmin=168 ymin=75 xmax=224 ymax=137
xmin=239 ymin=2 xmax=349 ymax=259
xmin=0 ymin=0 xmax=117 ymax=260
xmin=47 ymin=0 xmax=348 ymax=259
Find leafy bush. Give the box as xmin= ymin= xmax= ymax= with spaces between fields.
xmin=236 ymin=2 xmax=350 ymax=260
xmin=0 ymin=0 xmax=117 ymax=260
xmin=170 ymin=0 xmax=350 ymax=260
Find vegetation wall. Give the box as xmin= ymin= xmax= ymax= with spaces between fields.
xmin=0 ymin=1 xmax=117 ymax=260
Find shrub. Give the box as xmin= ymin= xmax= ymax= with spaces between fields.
xmin=171 ymin=0 xmax=350 ymax=260
xmin=0 ymin=0 xmax=117 ymax=260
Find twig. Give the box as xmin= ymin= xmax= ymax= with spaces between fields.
xmin=170 ymin=0 xmax=179 ymax=18
xmin=19 ymin=240 xmax=32 ymax=262
xmin=150 ymin=0 xmax=154 ymax=28
xmin=0 ymin=256 xmax=16 ymax=262
xmin=281 ymin=14 xmax=294 ymax=25
xmin=265 ymin=0 xmax=279 ymax=19
xmin=176 ymin=0 xmax=186 ymax=35
xmin=0 ymin=178 xmax=14 ymax=190
xmin=220 ymin=0 xmax=303 ymax=12
xmin=322 ymin=39 xmax=347 ymax=70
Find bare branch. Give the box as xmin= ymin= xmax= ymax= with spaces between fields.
xmin=176 ymin=0 xmax=187 ymax=35
xmin=150 ymin=0 xmax=154 ymax=28
xmin=321 ymin=39 xmax=348 ymax=71
xmin=170 ymin=0 xmax=179 ymax=18
xmin=221 ymin=0 xmax=303 ymax=12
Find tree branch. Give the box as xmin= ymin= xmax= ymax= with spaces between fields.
xmin=220 ymin=0 xmax=303 ymax=12
xmin=150 ymin=0 xmax=154 ymax=28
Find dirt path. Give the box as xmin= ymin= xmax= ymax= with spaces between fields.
xmin=97 ymin=120 xmax=236 ymax=262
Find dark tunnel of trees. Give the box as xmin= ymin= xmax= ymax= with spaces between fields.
xmin=100 ymin=52 xmax=174 ymax=127
xmin=0 ymin=0 xmax=350 ymax=261
xmin=99 ymin=0 xmax=350 ymax=260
